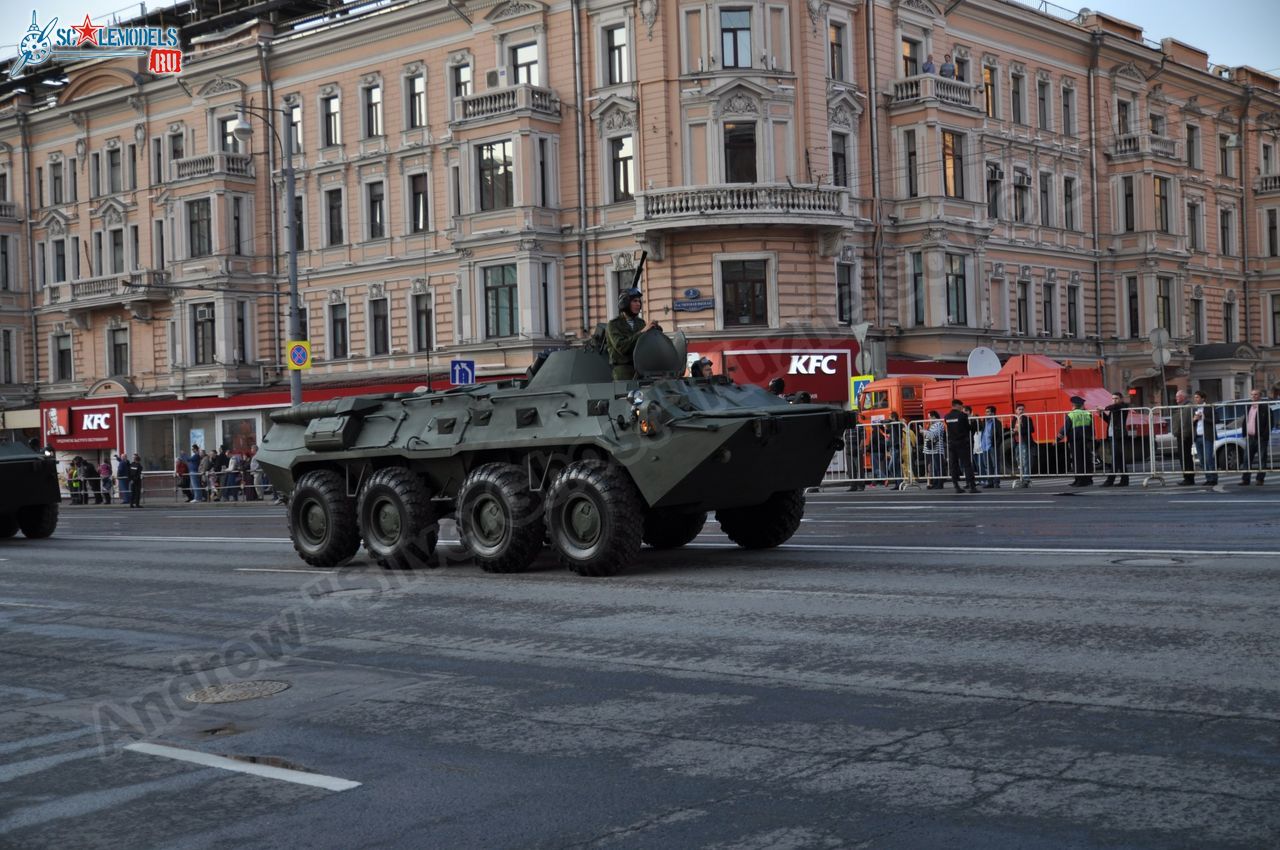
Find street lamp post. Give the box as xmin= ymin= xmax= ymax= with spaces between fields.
xmin=230 ymin=105 xmax=302 ymax=406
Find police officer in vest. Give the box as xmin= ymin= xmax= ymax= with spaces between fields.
xmin=605 ymin=288 xmax=660 ymax=380
xmin=1060 ymin=396 xmax=1095 ymax=486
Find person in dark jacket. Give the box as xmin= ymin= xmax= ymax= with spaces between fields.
xmin=605 ymin=289 xmax=660 ymax=380
xmin=82 ymin=457 xmax=102 ymax=504
xmin=127 ymin=454 xmax=144 ymax=508
xmin=943 ymin=399 xmax=978 ymax=493
xmin=1012 ymin=403 xmax=1036 ymax=487
xmin=116 ymin=453 xmax=132 ymax=506
xmin=1191 ymin=390 xmax=1218 ymax=486
xmin=1100 ymin=392 xmax=1130 ymax=487
xmin=1169 ymin=389 xmax=1195 ymax=485
xmin=1238 ymin=388 xmax=1274 ymax=485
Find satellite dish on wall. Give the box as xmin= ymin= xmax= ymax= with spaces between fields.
xmin=966 ymin=346 xmax=1002 ymax=377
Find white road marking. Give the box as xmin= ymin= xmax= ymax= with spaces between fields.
xmin=124 ymin=742 xmax=361 ymax=791
xmin=0 ymin=601 xmax=65 ymax=609
xmin=60 ymin=535 xmax=292 ymax=544
xmin=801 ymin=519 xmax=937 ymax=524
xmin=1169 ymin=499 xmax=1277 ymax=504
xmin=234 ymin=568 xmax=335 ymax=575
xmin=688 ymin=542 xmax=1280 ymax=557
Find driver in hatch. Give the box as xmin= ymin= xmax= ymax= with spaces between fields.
xmin=606 ymin=288 xmax=661 ymax=379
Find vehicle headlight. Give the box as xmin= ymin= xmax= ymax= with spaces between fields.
xmin=637 ymin=401 xmax=663 ymax=436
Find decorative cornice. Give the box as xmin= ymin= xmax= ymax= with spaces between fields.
xmin=806 ymin=0 xmax=830 ymax=32
xmin=638 ymin=0 xmax=658 ymax=39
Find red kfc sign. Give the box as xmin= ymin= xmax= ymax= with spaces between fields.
xmin=42 ymin=403 xmax=122 ymax=450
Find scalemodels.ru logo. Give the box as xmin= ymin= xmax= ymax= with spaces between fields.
xmin=10 ymin=10 xmax=183 ymax=78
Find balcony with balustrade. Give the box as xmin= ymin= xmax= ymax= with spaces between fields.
xmin=633 ymin=184 xmax=852 ymax=233
xmin=889 ymin=74 xmax=980 ymax=112
xmin=1107 ymin=133 xmax=1181 ymax=162
xmin=169 ymin=153 xmax=255 ymax=183
xmin=1255 ymin=174 xmax=1280 ymax=196
xmin=0 ymin=201 xmax=20 ymax=222
xmin=56 ymin=270 xmax=172 ymax=313
xmin=450 ymin=85 xmax=561 ymax=127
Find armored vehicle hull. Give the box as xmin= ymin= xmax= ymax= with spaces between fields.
xmin=257 ymin=346 xmax=850 ymax=575
xmin=0 ymin=443 xmax=61 ymax=539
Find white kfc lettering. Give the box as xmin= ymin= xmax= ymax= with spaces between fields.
xmin=787 ymin=355 xmax=839 ymax=375
xmin=82 ymin=413 xmax=111 ymax=430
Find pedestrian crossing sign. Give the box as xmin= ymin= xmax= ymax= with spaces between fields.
xmin=287 ymin=340 xmax=312 ymax=370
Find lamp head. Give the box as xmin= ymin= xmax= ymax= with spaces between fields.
xmin=230 ymin=114 xmax=253 ymax=142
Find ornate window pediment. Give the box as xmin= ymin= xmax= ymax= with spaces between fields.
xmin=1110 ymin=62 xmax=1147 ymax=88
xmin=40 ymin=210 xmax=71 ymax=236
xmin=91 ymin=197 xmax=129 ymax=225
xmin=893 ymin=0 xmax=942 ymax=19
xmin=196 ymin=76 xmax=246 ymax=99
xmin=590 ymin=95 xmax=638 ymax=133
xmin=485 ymin=0 xmax=546 ymax=22
xmin=828 ymin=91 xmax=863 ymax=129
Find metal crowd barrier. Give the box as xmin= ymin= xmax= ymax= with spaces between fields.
xmin=820 ymin=405 xmax=1254 ymax=490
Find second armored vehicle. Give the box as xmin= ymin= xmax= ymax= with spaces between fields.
xmin=0 ymin=442 xmax=61 ymax=540
xmin=257 ymin=334 xmax=851 ymax=576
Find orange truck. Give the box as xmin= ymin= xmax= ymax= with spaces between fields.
xmin=856 ymin=354 xmax=1117 ymax=445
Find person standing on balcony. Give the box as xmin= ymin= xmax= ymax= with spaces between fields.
xmin=939 ymin=54 xmax=956 ymax=79
xmin=922 ymin=54 xmax=936 ymax=75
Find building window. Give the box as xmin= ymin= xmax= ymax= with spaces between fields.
xmin=1037 ymin=79 xmax=1050 ymax=130
xmin=477 ymin=140 xmax=514 ymax=211
xmin=1266 ymin=208 xmax=1278 ymax=257
xmin=724 ymin=122 xmax=757 ymax=184
xmin=322 ymin=95 xmax=341 ymax=147
xmin=1117 ymin=100 xmax=1131 ymax=135
xmin=367 ymin=181 xmax=385 ymax=239
xmin=945 ymin=254 xmax=967 ymax=324
xmin=0 ymin=235 xmax=10 ymax=290
xmin=1218 ymin=134 xmax=1233 ymax=176
xmin=52 ymin=239 xmax=67 ymax=282
xmin=1187 ymin=201 xmax=1202 ymax=251
xmin=109 ymin=230 xmax=124 ymax=274
xmin=50 ymin=162 xmax=63 ymax=205
xmin=219 ymin=117 xmax=241 ymax=154
xmin=1223 ymin=300 xmax=1236 ymax=343
xmin=1125 ymin=277 xmax=1139 ymax=338
xmin=905 ymin=130 xmax=918 ymax=198
xmin=1011 ymin=73 xmax=1025 ymax=125
xmin=1220 ymin=208 xmax=1233 ymax=256
xmin=1186 ymin=124 xmax=1200 ymax=168
xmin=982 ymin=65 xmax=997 ymax=118
xmin=453 ymin=63 xmax=472 ymax=98
xmin=1039 ymin=172 xmax=1052 ymax=227
xmin=292 ymin=196 xmax=305 ymax=251
xmin=1122 ymin=176 xmax=1135 ymax=232
xmin=1149 ymin=113 xmax=1166 ymax=137
xmin=187 ymin=198 xmax=211 ymax=258
xmin=413 ymin=293 xmax=433 ymax=352
xmin=54 ymin=333 xmax=72 ymax=381
xmin=410 ymin=174 xmax=430 ymax=233
xmin=836 ymin=262 xmax=855 ymax=324
xmin=231 ymin=196 xmax=245 ymax=256
xmin=901 ymin=38 xmax=919 ymax=77
xmin=329 ymin=304 xmax=348 ymax=359
xmin=107 ymin=148 xmax=122 ymax=193
xmin=407 ymin=74 xmax=426 ymax=129
xmin=910 ymin=252 xmax=924 ymax=326
xmin=1042 ymin=282 xmax=1056 ymax=335
xmin=829 ymin=22 xmax=846 ymax=81
xmin=1067 ymin=285 xmax=1080 ymax=337
xmin=1271 ymin=295 xmax=1280 ymax=345
xmin=192 ymin=303 xmax=216 ymax=365
xmin=986 ymin=163 xmax=1001 ymax=219
xmin=1264 ymin=142 xmax=1275 ymax=175
xmin=169 ymin=131 xmax=185 ymax=164
xmin=831 ymin=132 xmax=848 ymax=188
xmin=1156 ymin=276 xmax=1173 ymax=332
xmin=1192 ymin=297 xmax=1205 ymax=345
xmin=605 ymin=25 xmax=629 ymax=85
xmin=363 ymin=84 xmax=384 ymax=137
xmin=721 ymin=9 xmax=752 ymax=69
xmin=1063 ymin=176 xmax=1076 ymax=230
xmin=511 ymin=42 xmax=539 ymax=85
xmin=109 ymin=327 xmax=129 ymax=376
xmin=954 ymin=56 xmax=969 ymax=83
xmin=942 ymin=131 xmax=965 ymax=198
xmin=721 ymin=258 xmax=768 ymax=327
xmin=602 ymin=137 xmax=631 ymax=204
xmin=1061 ymin=85 xmax=1075 ymax=135
xmin=326 ymin=189 xmax=345 ymax=246
xmin=1154 ymin=176 xmax=1171 ymax=233
xmin=1 ymin=329 xmax=14 ymax=384
xmin=1016 ymin=281 xmax=1029 ymax=334
xmin=90 ymin=153 xmax=100 ymax=197
xmin=484 ymin=264 xmax=519 ymax=338
xmin=1014 ymin=170 xmax=1030 ymax=222
xmin=370 ymin=298 xmax=390 ymax=355
xmin=289 ymin=103 xmax=303 ymax=152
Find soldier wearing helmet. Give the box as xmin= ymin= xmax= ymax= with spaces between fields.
xmin=605 ymin=288 xmax=660 ymax=379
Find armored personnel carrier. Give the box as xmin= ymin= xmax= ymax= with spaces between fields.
xmin=256 ymin=332 xmax=851 ymax=576
xmin=0 ymin=442 xmax=61 ymax=539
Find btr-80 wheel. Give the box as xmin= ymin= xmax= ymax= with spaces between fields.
xmin=456 ymin=463 xmax=544 ymax=573
xmin=289 ymin=469 xmax=360 ymax=567
xmin=357 ymin=466 xmax=438 ymax=569
xmin=716 ymin=489 xmax=805 ymax=549
xmin=642 ymin=508 xmax=707 ymax=549
xmin=0 ymin=513 xmax=18 ymax=538
xmin=546 ymin=461 xmax=643 ymax=577
xmin=16 ymin=504 xmax=58 ymax=539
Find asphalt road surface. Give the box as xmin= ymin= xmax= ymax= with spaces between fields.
xmin=2 ymin=481 xmax=1279 ymax=849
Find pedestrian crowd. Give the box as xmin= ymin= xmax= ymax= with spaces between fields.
xmin=64 ymin=453 xmax=144 ymax=507
xmin=175 ymin=444 xmax=276 ymax=503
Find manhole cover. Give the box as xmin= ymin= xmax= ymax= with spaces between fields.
xmin=1112 ymin=557 xmax=1183 ymax=567
xmin=185 ymin=681 xmax=291 ymax=704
